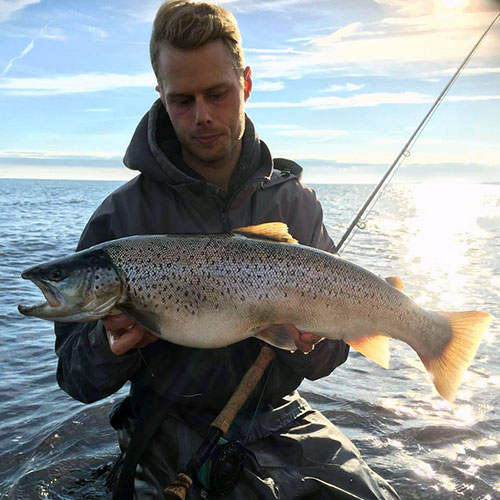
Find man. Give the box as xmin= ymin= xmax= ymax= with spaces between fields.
xmin=55 ymin=1 xmax=400 ymax=499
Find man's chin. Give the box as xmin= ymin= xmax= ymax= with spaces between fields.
xmin=186 ymin=145 xmax=230 ymax=166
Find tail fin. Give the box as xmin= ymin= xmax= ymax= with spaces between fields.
xmin=418 ymin=311 xmax=493 ymax=402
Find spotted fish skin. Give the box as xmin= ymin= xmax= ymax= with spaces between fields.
xmin=18 ymin=223 xmax=493 ymax=401
xmin=102 ymin=234 xmax=437 ymax=352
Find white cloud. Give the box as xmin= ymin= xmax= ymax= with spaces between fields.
xmin=0 ymin=0 xmax=40 ymax=22
xmin=0 ymin=166 xmax=136 ymax=181
xmin=248 ymin=91 xmax=433 ymax=109
xmin=245 ymin=47 xmax=306 ymax=55
xmin=0 ymin=71 xmax=156 ymax=95
xmin=306 ymin=22 xmax=363 ymax=46
xmin=2 ymin=38 xmax=34 ymax=75
xmin=260 ymin=124 xmax=347 ymax=140
xmin=443 ymin=66 xmax=500 ymax=76
xmin=372 ymin=137 xmax=442 ymax=145
xmin=83 ymin=25 xmax=109 ymax=39
xmin=248 ymin=91 xmax=500 ymax=110
xmin=217 ymin=0 xmax=311 ymax=13
xmin=247 ymin=10 xmax=499 ymax=80
xmin=274 ymin=128 xmax=347 ymax=140
xmin=324 ymin=83 xmax=365 ymax=92
xmin=0 ymin=149 xmax=122 ymax=160
xmin=2 ymin=21 xmax=52 ymax=75
xmin=252 ymin=80 xmax=285 ymax=92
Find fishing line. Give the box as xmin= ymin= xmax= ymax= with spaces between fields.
xmin=242 ymin=357 xmax=275 ymax=446
xmin=335 ymin=11 xmax=500 ymax=255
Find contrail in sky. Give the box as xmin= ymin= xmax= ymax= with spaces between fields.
xmin=2 ymin=21 xmax=53 ymax=75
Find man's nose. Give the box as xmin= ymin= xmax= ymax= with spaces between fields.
xmin=194 ymin=97 xmax=212 ymax=125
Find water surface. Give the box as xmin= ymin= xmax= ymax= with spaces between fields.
xmin=0 ymin=179 xmax=498 ymax=499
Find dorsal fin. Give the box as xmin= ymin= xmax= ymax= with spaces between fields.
xmin=233 ymin=222 xmax=298 ymax=244
xmin=385 ymin=276 xmax=404 ymax=290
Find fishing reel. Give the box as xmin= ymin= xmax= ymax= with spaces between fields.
xmin=196 ymin=438 xmax=246 ymax=496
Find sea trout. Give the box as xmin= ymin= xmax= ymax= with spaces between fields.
xmin=18 ymin=222 xmax=492 ymax=401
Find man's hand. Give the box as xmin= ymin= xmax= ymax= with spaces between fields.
xmin=102 ymin=313 xmax=158 ymax=355
xmin=281 ymin=323 xmax=322 ymax=354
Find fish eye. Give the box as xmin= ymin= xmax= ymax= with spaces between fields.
xmin=49 ymin=269 xmax=63 ymax=282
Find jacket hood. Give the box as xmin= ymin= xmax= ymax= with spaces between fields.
xmin=123 ymin=99 xmax=300 ymax=193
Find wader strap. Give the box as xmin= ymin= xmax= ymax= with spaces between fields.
xmin=112 ymin=371 xmax=194 ymax=500
xmin=112 ymin=386 xmax=174 ymax=500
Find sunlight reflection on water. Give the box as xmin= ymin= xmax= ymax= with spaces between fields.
xmin=402 ymin=183 xmax=495 ymax=309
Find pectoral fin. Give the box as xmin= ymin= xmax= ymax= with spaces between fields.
xmin=251 ymin=324 xmax=298 ymax=351
xmin=346 ymin=334 xmax=390 ymax=369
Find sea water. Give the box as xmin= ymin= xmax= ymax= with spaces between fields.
xmin=0 ymin=178 xmax=498 ymax=499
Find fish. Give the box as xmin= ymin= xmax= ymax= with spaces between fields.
xmin=18 ymin=222 xmax=493 ymax=402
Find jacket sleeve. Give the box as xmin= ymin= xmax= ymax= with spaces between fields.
xmin=54 ymin=201 xmax=141 ymax=404
xmin=274 ymin=187 xmax=350 ymax=380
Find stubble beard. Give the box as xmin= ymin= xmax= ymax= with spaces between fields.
xmin=183 ymin=116 xmax=245 ymax=170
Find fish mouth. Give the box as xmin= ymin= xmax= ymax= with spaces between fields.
xmin=18 ymin=276 xmax=63 ymax=316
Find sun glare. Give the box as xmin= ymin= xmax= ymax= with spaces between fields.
xmin=435 ymin=0 xmax=470 ymax=13
xmin=402 ymin=183 xmax=489 ymax=308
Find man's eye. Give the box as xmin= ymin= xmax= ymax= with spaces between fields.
xmin=210 ymin=91 xmax=226 ymax=100
xmin=171 ymin=97 xmax=191 ymax=107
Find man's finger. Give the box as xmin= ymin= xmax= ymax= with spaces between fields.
xmin=109 ymin=327 xmax=145 ymax=356
xmin=300 ymin=332 xmax=322 ymax=345
xmin=102 ymin=313 xmax=135 ymax=331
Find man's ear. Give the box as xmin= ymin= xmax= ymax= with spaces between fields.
xmin=155 ymin=83 xmax=165 ymax=106
xmin=243 ymin=66 xmax=252 ymax=101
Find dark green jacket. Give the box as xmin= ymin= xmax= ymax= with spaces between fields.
xmin=55 ymin=100 xmax=349 ymax=422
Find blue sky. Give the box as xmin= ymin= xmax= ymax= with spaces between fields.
xmin=0 ymin=0 xmax=499 ymax=183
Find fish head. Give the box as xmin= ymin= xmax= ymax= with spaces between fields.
xmin=18 ymin=249 xmax=123 ymax=322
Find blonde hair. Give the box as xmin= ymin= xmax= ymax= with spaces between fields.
xmin=150 ymin=1 xmax=244 ymax=80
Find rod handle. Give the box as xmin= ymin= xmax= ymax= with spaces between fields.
xmin=163 ymin=473 xmax=193 ymax=500
xmin=212 ymin=345 xmax=275 ymax=434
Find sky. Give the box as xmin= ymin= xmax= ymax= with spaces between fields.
xmin=0 ymin=0 xmax=499 ymax=183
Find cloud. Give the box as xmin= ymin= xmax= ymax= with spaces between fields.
xmin=2 ymin=21 xmax=53 ymax=75
xmin=274 ymin=128 xmax=347 ymax=141
xmin=262 ymin=125 xmax=347 ymax=138
xmin=246 ymin=10 xmax=499 ymax=80
xmin=83 ymin=25 xmax=109 ymax=39
xmin=443 ymin=66 xmax=500 ymax=75
xmin=323 ymin=83 xmax=365 ymax=92
xmin=0 ymin=71 xmax=156 ymax=95
xmin=245 ymin=47 xmax=307 ymax=55
xmin=0 ymin=166 xmax=136 ymax=181
xmin=217 ymin=0 xmax=311 ymax=13
xmin=252 ymin=80 xmax=285 ymax=92
xmin=0 ymin=0 xmax=40 ymax=22
xmin=306 ymin=22 xmax=363 ymax=46
xmin=0 ymin=149 xmax=122 ymax=160
xmin=248 ymin=91 xmax=500 ymax=110
xmin=85 ymin=108 xmax=111 ymax=112
xmin=2 ymin=38 xmax=34 ymax=75
xmin=248 ymin=91 xmax=432 ymax=109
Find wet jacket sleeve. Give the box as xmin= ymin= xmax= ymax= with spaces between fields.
xmin=274 ymin=193 xmax=350 ymax=380
xmin=54 ymin=207 xmax=141 ymax=404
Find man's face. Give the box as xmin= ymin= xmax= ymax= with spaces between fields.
xmin=156 ymin=40 xmax=252 ymax=173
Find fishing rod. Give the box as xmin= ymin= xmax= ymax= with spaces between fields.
xmin=335 ymin=11 xmax=500 ymax=255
